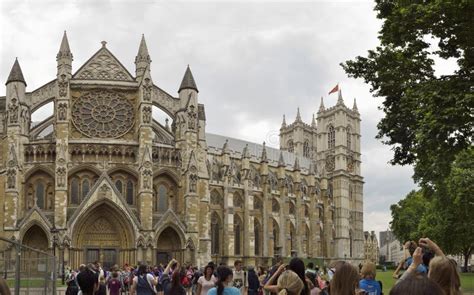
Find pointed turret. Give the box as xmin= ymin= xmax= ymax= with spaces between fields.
xmin=57 ymin=31 xmax=72 ymax=60
xmin=353 ymin=98 xmax=359 ymax=112
xmin=135 ymin=34 xmax=151 ymax=79
xmin=311 ymin=113 xmax=316 ymax=128
xmin=278 ymin=151 xmax=286 ymax=167
xmin=260 ymin=142 xmax=268 ymax=163
xmin=178 ymin=65 xmax=198 ymax=93
xmin=318 ymin=96 xmax=325 ymax=112
xmin=242 ymin=144 xmax=250 ymax=159
xmin=222 ymin=139 xmax=230 ymax=155
xmin=337 ymin=89 xmax=345 ymax=106
xmin=295 ymin=107 xmax=302 ymax=122
xmin=293 ymin=156 xmax=300 ymax=171
xmin=281 ymin=114 xmax=287 ymax=128
xmin=56 ymin=31 xmax=73 ymax=76
xmin=6 ymin=58 xmax=26 ymax=86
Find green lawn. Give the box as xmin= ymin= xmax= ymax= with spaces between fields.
xmin=376 ymin=271 xmax=474 ymax=294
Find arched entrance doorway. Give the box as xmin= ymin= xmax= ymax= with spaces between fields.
xmin=72 ymin=203 xmax=135 ymax=270
xmin=22 ymin=224 xmax=49 ymax=274
xmin=156 ymin=227 xmax=183 ymax=265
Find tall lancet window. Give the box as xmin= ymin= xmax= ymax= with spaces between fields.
xmin=328 ymin=125 xmax=335 ymax=149
xmin=347 ymin=127 xmax=352 ymax=150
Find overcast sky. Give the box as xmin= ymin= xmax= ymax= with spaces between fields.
xmin=0 ymin=0 xmax=422 ymax=237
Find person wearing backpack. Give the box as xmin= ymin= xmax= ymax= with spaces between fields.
xmin=130 ymin=264 xmax=157 ymax=295
xmin=161 ymin=259 xmax=186 ymax=295
xmin=231 ymin=260 xmax=248 ymax=295
xmin=247 ymin=266 xmax=260 ymax=295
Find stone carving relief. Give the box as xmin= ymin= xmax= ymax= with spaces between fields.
xmin=142 ymin=106 xmax=152 ymax=124
xmin=75 ymin=51 xmax=132 ymax=81
xmin=325 ymin=155 xmax=335 ymax=172
xmin=187 ymin=105 xmax=197 ymax=130
xmin=58 ymin=74 xmax=68 ymax=97
xmin=143 ymin=78 xmax=152 ymax=101
xmin=56 ymin=167 xmax=66 ymax=188
xmin=8 ymin=98 xmax=18 ymax=124
xmin=7 ymin=169 xmax=16 ymax=189
xmin=189 ymin=170 xmax=198 ymax=193
xmin=20 ymin=108 xmax=30 ymax=131
xmin=347 ymin=154 xmax=354 ymax=173
xmin=142 ymin=169 xmax=153 ymax=190
xmin=72 ymin=90 xmax=134 ymax=138
xmin=57 ymin=103 xmax=67 ymax=121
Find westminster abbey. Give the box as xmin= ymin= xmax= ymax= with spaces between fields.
xmin=0 ymin=32 xmax=364 ymax=269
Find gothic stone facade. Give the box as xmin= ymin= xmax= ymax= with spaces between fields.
xmin=0 ymin=33 xmax=364 ymax=269
xmin=363 ymin=231 xmax=379 ymax=265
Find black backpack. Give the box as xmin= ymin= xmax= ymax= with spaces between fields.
xmin=247 ymin=270 xmax=260 ymax=291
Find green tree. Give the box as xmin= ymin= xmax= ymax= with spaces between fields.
xmin=389 ymin=190 xmax=426 ymax=243
xmin=341 ymin=0 xmax=473 ymax=188
xmin=391 ymin=148 xmax=474 ymax=271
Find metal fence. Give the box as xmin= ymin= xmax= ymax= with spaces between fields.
xmin=0 ymin=237 xmax=56 ymax=295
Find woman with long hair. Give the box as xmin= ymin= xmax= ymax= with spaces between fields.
xmin=263 ymin=263 xmax=304 ymax=295
xmin=196 ymin=264 xmax=217 ymax=295
xmin=130 ymin=264 xmax=158 ymax=295
xmin=288 ymin=258 xmax=310 ymax=295
xmin=390 ymin=274 xmax=444 ymax=295
xmin=160 ymin=259 xmax=186 ymax=295
xmin=207 ymin=266 xmax=240 ymax=295
xmin=329 ymin=262 xmax=360 ymax=295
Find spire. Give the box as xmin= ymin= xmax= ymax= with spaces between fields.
xmin=178 ymin=65 xmax=198 ymax=93
xmin=295 ymin=107 xmax=302 ymax=122
xmin=353 ymin=98 xmax=359 ymax=112
xmin=260 ymin=142 xmax=268 ymax=163
xmin=242 ymin=144 xmax=250 ymax=159
xmin=311 ymin=113 xmax=316 ymax=128
xmin=135 ymin=34 xmax=151 ymax=78
xmin=281 ymin=114 xmax=287 ymax=128
xmin=57 ymin=31 xmax=72 ymax=60
xmin=318 ymin=96 xmax=325 ymax=112
xmin=222 ymin=139 xmax=230 ymax=154
xmin=6 ymin=58 xmax=26 ymax=86
xmin=293 ymin=156 xmax=300 ymax=171
xmin=165 ymin=118 xmax=170 ymax=130
xmin=337 ymin=89 xmax=345 ymax=106
xmin=278 ymin=151 xmax=285 ymax=167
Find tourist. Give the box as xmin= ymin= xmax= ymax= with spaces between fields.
xmin=358 ymin=262 xmax=382 ymax=295
xmin=208 ymin=266 xmax=240 ymax=295
xmin=287 ymin=258 xmax=310 ymax=295
xmin=160 ymin=259 xmax=186 ymax=295
xmin=231 ymin=260 xmax=248 ymax=294
xmin=389 ymin=274 xmax=444 ymax=295
xmin=96 ymin=275 xmax=107 ymax=295
xmin=184 ymin=264 xmax=194 ymax=294
xmin=0 ymin=277 xmax=11 ymax=295
xmin=264 ymin=263 xmax=304 ymax=295
xmin=65 ymin=270 xmax=79 ymax=295
xmin=107 ymin=271 xmax=122 ymax=295
xmin=397 ymin=238 xmax=462 ymax=295
xmin=196 ymin=264 xmax=217 ymax=295
xmin=329 ymin=261 xmax=360 ymax=295
xmin=130 ymin=264 xmax=158 ymax=295
xmin=76 ymin=265 xmax=99 ymax=295
xmin=247 ymin=266 xmax=261 ymax=295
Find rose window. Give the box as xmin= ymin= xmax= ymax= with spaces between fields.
xmin=72 ymin=90 xmax=134 ymax=138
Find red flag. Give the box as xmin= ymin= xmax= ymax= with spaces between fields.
xmin=328 ymin=84 xmax=339 ymax=95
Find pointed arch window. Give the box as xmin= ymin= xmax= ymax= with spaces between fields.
xmin=158 ymin=185 xmax=168 ymax=213
xmin=272 ymin=199 xmax=280 ymax=213
xmin=303 ymin=140 xmax=310 ymax=158
xmin=254 ymin=220 xmax=261 ymax=256
xmin=272 ymin=219 xmax=280 ymax=252
xmin=115 ymin=180 xmax=123 ymax=194
xmin=82 ymin=179 xmax=90 ymax=199
xmin=288 ymin=140 xmax=294 ymax=153
xmin=126 ymin=180 xmax=134 ymax=205
xmin=71 ymin=178 xmax=79 ymax=205
xmin=36 ymin=182 xmax=45 ymax=209
xmin=328 ymin=125 xmax=335 ymax=149
xmin=347 ymin=127 xmax=352 ymax=150
xmin=211 ymin=213 xmax=220 ymax=255
xmin=234 ymin=217 xmax=242 ymax=255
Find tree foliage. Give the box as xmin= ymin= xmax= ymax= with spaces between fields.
xmin=341 ymin=0 xmax=474 ymax=188
xmin=390 ymin=148 xmax=474 ymax=270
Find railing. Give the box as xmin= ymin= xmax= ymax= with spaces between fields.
xmin=0 ymin=237 xmax=56 ymax=295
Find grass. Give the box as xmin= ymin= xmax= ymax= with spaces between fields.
xmin=376 ymin=271 xmax=474 ymax=294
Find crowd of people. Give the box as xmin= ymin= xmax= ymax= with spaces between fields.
xmin=62 ymin=238 xmax=463 ymax=295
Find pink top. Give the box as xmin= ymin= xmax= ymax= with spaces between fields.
xmin=198 ymin=275 xmax=217 ymax=295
